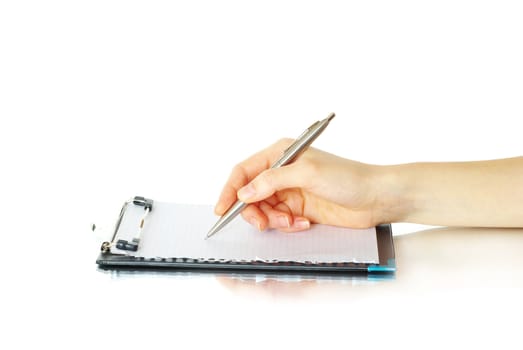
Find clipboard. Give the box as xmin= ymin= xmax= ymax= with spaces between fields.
xmin=96 ymin=196 xmax=396 ymax=274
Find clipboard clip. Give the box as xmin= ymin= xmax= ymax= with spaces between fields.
xmin=101 ymin=196 xmax=153 ymax=253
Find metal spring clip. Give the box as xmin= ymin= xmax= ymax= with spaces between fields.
xmin=101 ymin=196 xmax=153 ymax=253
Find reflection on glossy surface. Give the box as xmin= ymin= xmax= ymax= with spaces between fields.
xmin=5 ymin=224 xmax=523 ymax=349
xmin=99 ymin=227 xmax=523 ymax=300
xmin=99 ymin=267 xmax=393 ymax=300
xmin=395 ymin=226 xmax=523 ymax=289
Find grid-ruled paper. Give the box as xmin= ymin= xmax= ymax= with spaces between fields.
xmin=112 ymin=201 xmax=379 ymax=264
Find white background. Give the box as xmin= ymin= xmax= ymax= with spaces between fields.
xmin=1 ymin=1 xmax=522 ymax=349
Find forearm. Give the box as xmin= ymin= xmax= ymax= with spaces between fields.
xmin=377 ymin=157 xmax=523 ymax=227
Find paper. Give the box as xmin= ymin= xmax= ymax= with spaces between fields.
xmin=112 ymin=201 xmax=379 ymax=264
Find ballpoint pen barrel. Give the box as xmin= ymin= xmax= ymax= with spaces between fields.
xmin=206 ymin=201 xmax=247 ymax=239
xmin=271 ymin=119 xmax=331 ymax=168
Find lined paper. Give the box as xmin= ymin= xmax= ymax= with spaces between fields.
xmin=112 ymin=201 xmax=379 ymax=264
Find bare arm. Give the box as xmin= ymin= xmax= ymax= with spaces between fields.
xmin=382 ymin=157 xmax=523 ymax=227
xmin=214 ymin=139 xmax=523 ymax=230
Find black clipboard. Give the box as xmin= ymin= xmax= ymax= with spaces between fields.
xmin=96 ymin=197 xmax=396 ymax=274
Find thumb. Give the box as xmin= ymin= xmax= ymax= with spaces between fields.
xmin=237 ymin=164 xmax=305 ymax=203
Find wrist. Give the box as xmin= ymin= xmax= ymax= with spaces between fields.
xmin=372 ymin=164 xmax=414 ymax=224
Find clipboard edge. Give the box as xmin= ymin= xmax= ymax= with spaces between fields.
xmin=96 ymin=224 xmax=395 ymax=274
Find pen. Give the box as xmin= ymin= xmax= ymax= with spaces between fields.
xmin=205 ymin=112 xmax=336 ymax=239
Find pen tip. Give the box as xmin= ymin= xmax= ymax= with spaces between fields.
xmin=205 ymin=229 xmax=215 ymax=240
xmin=327 ymin=112 xmax=335 ymax=121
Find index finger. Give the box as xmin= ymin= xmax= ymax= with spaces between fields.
xmin=214 ymin=138 xmax=293 ymax=215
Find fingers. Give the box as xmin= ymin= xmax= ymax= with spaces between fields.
xmin=237 ymin=162 xmax=307 ymax=203
xmin=215 ymin=139 xmax=294 ymax=215
xmin=241 ymin=201 xmax=311 ymax=233
xmin=259 ymin=201 xmax=292 ymax=229
xmin=214 ymin=138 xmax=314 ymax=232
xmin=239 ymin=204 xmax=268 ymax=231
xmin=214 ymin=174 xmax=245 ymax=215
xmin=278 ymin=217 xmax=311 ymax=232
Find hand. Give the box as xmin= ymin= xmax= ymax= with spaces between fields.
xmin=214 ymin=138 xmax=389 ymax=232
xmin=215 ymin=140 xmax=523 ymax=230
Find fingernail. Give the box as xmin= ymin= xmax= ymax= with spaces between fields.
xmin=277 ymin=215 xmax=291 ymax=228
xmin=238 ymin=183 xmax=256 ymax=201
xmin=248 ymin=217 xmax=262 ymax=231
xmin=293 ymin=218 xmax=310 ymax=230
xmin=214 ymin=203 xmax=224 ymax=215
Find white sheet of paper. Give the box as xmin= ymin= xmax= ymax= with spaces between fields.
xmin=111 ymin=201 xmax=379 ymax=264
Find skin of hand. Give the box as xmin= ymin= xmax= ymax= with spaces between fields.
xmin=215 ymin=138 xmax=523 ymax=231
xmin=214 ymin=138 xmax=398 ymax=232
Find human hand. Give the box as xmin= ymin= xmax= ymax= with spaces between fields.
xmin=214 ymin=138 xmax=391 ymax=232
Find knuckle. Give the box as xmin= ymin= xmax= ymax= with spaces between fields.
xmin=231 ymin=162 xmax=249 ymax=181
xmin=231 ymin=162 xmax=245 ymax=175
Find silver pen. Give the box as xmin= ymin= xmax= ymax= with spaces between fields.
xmin=205 ymin=112 xmax=336 ymax=239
